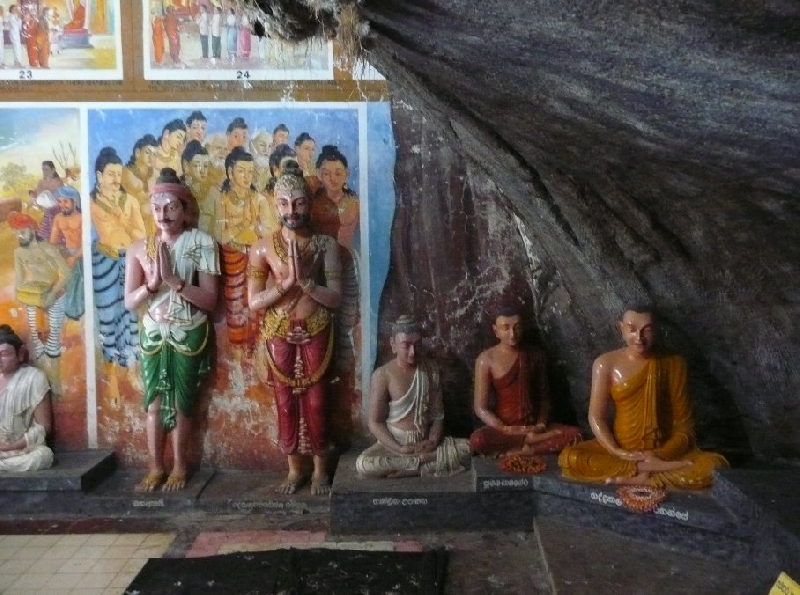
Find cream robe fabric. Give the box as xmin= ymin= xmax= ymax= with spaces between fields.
xmin=0 ymin=365 xmax=53 ymax=472
xmin=357 ymin=361 xmax=470 ymax=478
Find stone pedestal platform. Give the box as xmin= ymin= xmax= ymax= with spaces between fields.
xmin=330 ymin=453 xmax=534 ymax=535
xmin=0 ymin=464 xmax=331 ymax=519
xmin=0 ymin=449 xmax=115 ymax=492
xmin=331 ymin=453 xmax=751 ymax=565
xmin=474 ymin=456 xmax=749 ymax=561
xmin=0 ymin=448 xmax=795 ymax=585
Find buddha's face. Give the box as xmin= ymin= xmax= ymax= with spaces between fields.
xmin=391 ymin=332 xmax=421 ymax=368
xmin=493 ymin=315 xmax=522 ymax=348
xmin=619 ymin=310 xmax=656 ymax=356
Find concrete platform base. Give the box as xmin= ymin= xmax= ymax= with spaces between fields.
xmin=0 ymin=447 xmax=796 ymax=589
xmin=330 ymin=455 xmax=535 ymax=534
xmin=331 ymin=453 xmax=748 ymax=561
xmin=0 ymin=448 xmax=115 ymax=492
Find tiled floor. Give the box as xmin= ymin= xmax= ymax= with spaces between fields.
xmin=0 ymin=533 xmax=175 ymax=595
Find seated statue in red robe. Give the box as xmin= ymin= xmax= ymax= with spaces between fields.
xmin=470 ymin=306 xmax=582 ymax=456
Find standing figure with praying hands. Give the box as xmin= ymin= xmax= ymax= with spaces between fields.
xmin=247 ymin=161 xmax=342 ymax=495
xmin=558 ymin=306 xmax=729 ymax=489
xmin=470 ymin=305 xmax=582 ymax=457
xmin=124 ymin=168 xmax=220 ymax=492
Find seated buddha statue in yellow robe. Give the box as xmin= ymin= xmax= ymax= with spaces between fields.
xmin=558 ymin=307 xmax=728 ymax=489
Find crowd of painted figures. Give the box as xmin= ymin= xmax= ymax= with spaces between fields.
xmin=2 ymin=111 xmax=728 ymax=494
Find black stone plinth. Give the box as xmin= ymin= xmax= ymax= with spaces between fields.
xmin=0 ymin=467 xmax=333 ymax=519
xmin=473 ymin=455 xmax=750 ymax=562
xmin=0 ymin=449 xmax=116 ymax=492
xmin=713 ymin=468 xmax=800 ymax=579
xmin=330 ymin=453 xmax=535 ymax=535
xmin=475 ymin=456 xmax=739 ymax=532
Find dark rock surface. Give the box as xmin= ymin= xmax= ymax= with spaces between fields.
xmin=361 ymin=1 xmax=800 ymax=462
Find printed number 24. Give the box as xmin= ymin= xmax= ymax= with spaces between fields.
xmin=236 ymin=70 xmax=251 ymax=80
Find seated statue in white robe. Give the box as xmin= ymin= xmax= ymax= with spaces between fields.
xmin=356 ymin=316 xmax=471 ymax=478
xmin=0 ymin=325 xmax=54 ymax=472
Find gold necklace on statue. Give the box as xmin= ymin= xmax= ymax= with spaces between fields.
xmin=273 ymin=230 xmax=313 ymax=265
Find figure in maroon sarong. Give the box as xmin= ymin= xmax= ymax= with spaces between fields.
xmin=248 ymin=161 xmax=342 ymax=495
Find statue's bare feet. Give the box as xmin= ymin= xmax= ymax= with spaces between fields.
xmin=275 ymin=473 xmax=305 ymax=495
xmin=162 ymin=472 xmax=188 ymax=492
xmin=606 ymin=472 xmax=651 ymax=486
xmin=310 ymin=474 xmax=331 ymax=496
xmin=134 ymin=470 xmax=166 ymax=492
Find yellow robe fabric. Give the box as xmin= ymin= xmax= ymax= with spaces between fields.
xmin=558 ymin=354 xmax=728 ymax=489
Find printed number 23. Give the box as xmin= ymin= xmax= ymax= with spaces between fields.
xmin=19 ymin=70 xmax=33 ymax=80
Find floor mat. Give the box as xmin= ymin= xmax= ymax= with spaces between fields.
xmin=125 ymin=547 xmax=447 ymax=594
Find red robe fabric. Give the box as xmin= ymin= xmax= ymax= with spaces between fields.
xmin=470 ymin=350 xmax=581 ymax=455
xmin=268 ymin=318 xmax=331 ymax=456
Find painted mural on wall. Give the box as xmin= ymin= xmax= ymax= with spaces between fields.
xmin=0 ymin=106 xmax=87 ymax=449
xmin=86 ymin=102 xmax=393 ymax=469
xmin=142 ymin=1 xmax=333 ymax=81
xmin=0 ymin=0 xmax=122 ymax=81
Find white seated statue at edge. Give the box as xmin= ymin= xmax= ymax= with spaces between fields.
xmin=0 ymin=324 xmax=54 ymax=472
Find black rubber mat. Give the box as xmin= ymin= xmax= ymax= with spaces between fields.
xmin=125 ymin=547 xmax=447 ymax=594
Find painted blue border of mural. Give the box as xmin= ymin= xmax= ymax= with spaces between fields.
xmin=366 ymin=102 xmax=396 ymax=376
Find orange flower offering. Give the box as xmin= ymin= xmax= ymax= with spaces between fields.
xmin=617 ymin=485 xmax=667 ymax=514
xmin=499 ymin=454 xmax=547 ymax=475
